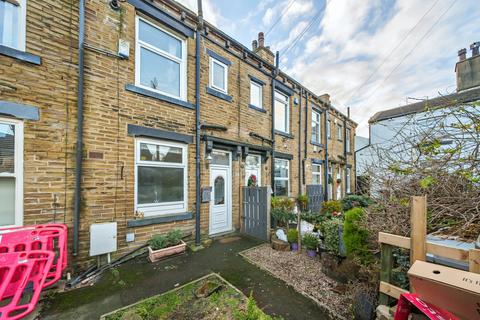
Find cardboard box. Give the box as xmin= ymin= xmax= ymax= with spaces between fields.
xmin=408 ymin=261 xmax=480 ymax=320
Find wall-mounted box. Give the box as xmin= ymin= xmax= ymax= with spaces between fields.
xmin=89 ymin=222 xmax=117 ymax=256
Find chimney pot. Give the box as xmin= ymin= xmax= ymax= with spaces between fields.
xmin=458 ymin=48 xmax=467 ymax=61
xmin=470 ymin=42 xmax=479 ymax=57
xmin=252 ymin=40 xmax=258 ymax=51
xmin=258 ymin=32 xmax=265 ymax=48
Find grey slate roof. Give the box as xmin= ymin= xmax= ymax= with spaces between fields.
xmin=369 ymin=86 xmax=480 ymax=123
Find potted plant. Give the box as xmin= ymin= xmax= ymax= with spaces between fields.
xmin=287 ymin=229 xmax=299 ymax=251
xmin=247 ymin=174 xmax=258 ymax=187
xmin=302 ymin=233 xmax=319 ymax=257
xmin=148 ymin=229 xmax=186 ymax=262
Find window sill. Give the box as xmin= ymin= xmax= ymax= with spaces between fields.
xmin=127 ymin=211 xmax=193 ymax=228
xmin=0 ymin=45 xmax=41 ymax=65
xmin=346 ymin=152 xmax=353 ymax=156
xmin=206 ymin=87 xmax=232 ymax=102
xmin=275 ymin=130 xmax=294 ymax=139
xmin=125 ymin=84 xmax=195 ymax=110
xmin=310 ymin=141 xmax=324 ymax=148
xmin=248 ymin=104 xmax=266 ymax=113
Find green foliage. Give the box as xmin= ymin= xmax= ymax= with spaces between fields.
xmin=320 ymin=200 xmax=342 ymax=215
xmin=234 ymin=293 xmax=280 ymax=320
xmin=148 ymin=229 xmax=183 ymax=250
xmin=321 ymin=218 xmax=342 ymax=255
xmin=419 ymin=176 xmax=436 ymax=189
xmin=271 ymin=197 xmax=296 ymax=228
xmin=286 ymin=229 xmax=298 ymax=244
xmin=341 ymin=195 xmax=372 ymax=211
xmin=302 ymin=233 xmax=319 ymax=250
xmin=300 ymin=212 xmax=326 ymax=225
xmin=296 ymin=194 xmax=308 ymax=211
xmin=271 ymin=197 xmax=295 ymax=211
xmin=343 ymin=208 xmax=372 ymax=264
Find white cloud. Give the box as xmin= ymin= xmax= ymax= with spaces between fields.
xmin=174 ymin=0 xmax=222 ymax=26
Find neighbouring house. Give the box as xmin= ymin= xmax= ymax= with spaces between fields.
xmin=0 ymin=0 xmax=356 ymax=270
xmin=356 ymin=42 xmax=480 ymax=193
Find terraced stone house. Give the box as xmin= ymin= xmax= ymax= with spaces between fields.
xmin=0 ymin=0 xmax=356 ymax=269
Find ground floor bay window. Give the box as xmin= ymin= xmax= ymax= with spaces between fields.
xmin=274 ymin=158 xmax=289 ymax=196
xmin=135 ymin=138 xmax=188 ymax=216
xmin=0 ymin=118 xmax=23 ymax=227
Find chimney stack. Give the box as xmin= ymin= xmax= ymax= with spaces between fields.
xmin=258 ymin=32 xmax=265 ymax=48
xmin=252 ymin=40 xmax=258 ymax=51
xmin=470 ymin=42 xmax=479 ymax=57
xmin=458 ymin=48 xmax=466 ymax=61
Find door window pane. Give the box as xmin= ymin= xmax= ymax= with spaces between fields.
xmin=212 ymin=152 xmax=229 ymax=166
xmin=0 ymin=123 xmax=15 ymax=173
xmin=245 ymin=155 xmax=260 ymax=168
xmin=140 ymin=47 xmax=180 ymax=97
xmin=139 ymin=19 xmax=182 ymax=58
xmin=137 ymin=166 xmax=184 ymax=204
xmin=212 ymin=60 xmax=226 ymax=90
xmin=139 ymin=143 xmax=182 ymax=163
xmin=0 ymin=1 xmax=20 ymax=49
xmin=0 ymin=178 xmax=15 ymax=226
xmin=214 ymin=176 xmax=225 ymax=205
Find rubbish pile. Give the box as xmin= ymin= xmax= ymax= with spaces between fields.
xmin=0 ymin=224 xmax=67 ymax=320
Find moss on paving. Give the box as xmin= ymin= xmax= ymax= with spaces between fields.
xmin=102 ymin=274 xmax=275 ymax=320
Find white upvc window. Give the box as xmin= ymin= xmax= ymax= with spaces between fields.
xmin=274 ymin=91 xmax=289 ymax=133
xmin=327 ymin=120 xmax=331 ymax=139
xmin=328 ymin=164 xmax=333 ymax=200
xmin=135 ymin=138 xmax=188 ymax=216
xmin=0 ymin=0 xmax=26 ymax=51
xmin=336 ymin=166 xmax=342 ymax=199
xmin=312 ymin=163 xmax=322 ymax=185
xmin=337 ymin=124 xmax=343 ymax=141
xmin=274 ymin=158 xmax=289 ymax=196
xmin=312 ymin=109 xmax=321 ymax=143
xmin=250 ymin=80 xmax=263 ymax=109
xmin=135 ymin=16 xmax=187 ymax=100
xmin=209 ymin=57 xmax=228 ymax=93
xmin=0 ymin=118 xmax=23 ymax=227
xmin=346 ymin=128 xmax=351 ymax=153
xmin=346 ymin=167 xmax=351 ymax=194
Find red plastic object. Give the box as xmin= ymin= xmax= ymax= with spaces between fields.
xmin=0 ymin=251 xmax=54 ymax=320
xmin=394 ymin=293 xmax=458 ymax=320
xmin=0 ymin=224 xmax=67 ymax=288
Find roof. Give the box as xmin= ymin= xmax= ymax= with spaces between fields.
xmin=369 ymin=86 xmax=480 ymax=123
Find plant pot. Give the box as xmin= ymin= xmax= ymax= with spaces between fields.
xmin=148 ymin=240 xmax=187 ymax=262
xmin=290 ymin=243 xmax=299 ymax=251
xmin=307 ymin=249 xmax=317 ymax=257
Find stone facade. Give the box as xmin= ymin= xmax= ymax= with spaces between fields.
xmin=0 ymin=0 xmax=356 ymax=270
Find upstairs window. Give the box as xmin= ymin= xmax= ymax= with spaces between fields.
xmin=250 ymin=81 xmax=262 ymax=109
xmin=135 ymin=17 xmax=187 ymax=100
xmin=346 ymin=167 xmax=351 ymax=194
xmin=0 ymin=0 xmax=26 ymax=51
xmin=210 ymin=57 xmax=228 ymax=93
xmin=337 ymin=124 xmax=343 ymax=141
xmin=274 ymin=91 xmax=289 ymax=133
xmin=346 ymin=128 xmax=351 ymax=153
xmin=312 ymin=109 xmax=321 ymax=143
xmin=327 ymin=120 xmax=331 ymax=139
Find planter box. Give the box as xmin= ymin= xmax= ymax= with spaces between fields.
xmin=148 ymin=240 xmax=187 ymax=262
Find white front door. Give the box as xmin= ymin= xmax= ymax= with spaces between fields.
xmin=209 ymin=151 xmax=232 ymax=235
xmin=245 ymin=154 xmax=261 ymax=186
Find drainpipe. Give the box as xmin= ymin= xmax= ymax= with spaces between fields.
xmin=195 ymin=0 xmax=203 ymax=245
xmin=298 ymin=88 xmax=302 ymax=194
xmin=73 ymin=0 xmax=85 ymax=256
xmin=324 ymin=106 xmax=329 ymax=201
xmin=303 ymin=92 xmax=308 ymax=187
xmin=271 ymin=52 xmax=279 ymax=190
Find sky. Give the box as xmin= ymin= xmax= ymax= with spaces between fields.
xmin=176 ymin=0 xmax=479 ymax=136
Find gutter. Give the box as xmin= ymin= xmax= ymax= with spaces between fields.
xmin=73 ymin=0 xmax=85 ymax=256
xmin=195 ymin=0 xmax=203 ymax=245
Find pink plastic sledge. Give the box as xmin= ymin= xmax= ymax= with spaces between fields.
xmin=0 ymin=251 xmax=54 ymax=320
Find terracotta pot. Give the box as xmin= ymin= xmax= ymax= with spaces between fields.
xmin=148 ymin=240 xmax=187 ymax=262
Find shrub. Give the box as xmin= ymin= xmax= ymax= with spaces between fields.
xmin=271 ymin=197 xmax=295 ymax=211
xmin=149 ymin=229 xmax=183 ymax=250
xmin=343 ymin=208 xmax=372 ymax=264
xmin=297 ymin=194 xmax=308 ymax=212
xmin=302 ymin=233 xmax=319 ymax=250
xmin=286 ymin=229 xmax=298 ymax=244
xmin=320 ymin=200 xmax=342 ymax=216
xmin=271 ymin=197 xmax=296 ymax=228
xmin=321 ymin=218 xmax=342 ymax=255
xmin=341 ymin=195 xmax=372 ymax=211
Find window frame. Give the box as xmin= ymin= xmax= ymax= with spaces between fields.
xmin=274 ymin=158 xmax=290 ymax=196
xmin=249 ymin=80 xmax=263 ymax=109
xmin=209 ymin=56 xmax=229 ymax=93
xmin=312 ymin=163 xmax=322 ymax=185
xmin=346 ymin=128 xmax=351 ymax=153
xmin=337 ymin=124 xmax=343 ymax=141
xmin=311 ymin=109 xmax=322 ymax=143
xmin=0 ymin=117 xmax=23 ymax=227
xmin=346 ymin=167 xmax=351 ymax=194
xmin=134 ymin=137 xmax=188 ymax=217
xmin=274 ymin=90 xmax=290 ymax=134
xmin=0 ymin=0 xmax=26 ymax=51
xmin=135 ymin=16 xmax=188 ymax=101
xmin=327 ymin=120 xmax=331 ymax=139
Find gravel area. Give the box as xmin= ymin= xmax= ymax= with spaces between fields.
xmin=241 ymin=244 xmax=352 ymax=319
